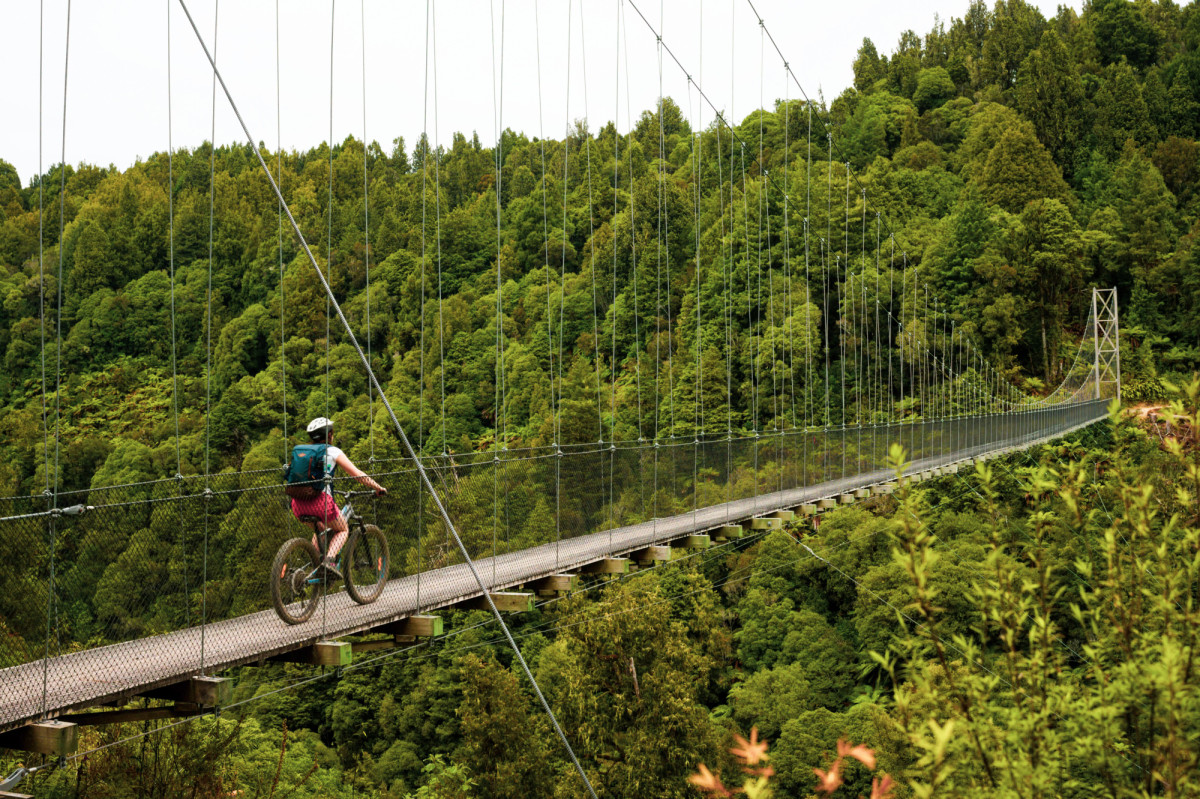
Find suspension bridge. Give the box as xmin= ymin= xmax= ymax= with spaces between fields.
xmin=0 ymin=0 xmax=1122 ymax=793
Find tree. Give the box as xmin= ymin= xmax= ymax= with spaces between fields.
xmin=457 ymin=654 xmax=556 ymax=799
xmin=537 ymin=575 xmax=725 ymax=799
xmin=1166 ymin=64 xmax=1200 ymax=138
xmin=924 ymin=186 xmax=994 ymax=312
xmin=979 ymin=125 xmax=1072 ymax=214
xmin=980 ymin=0 xmax=1045 ymax=91
xmin=1015 ymin=29 xmax=1087 ymax=176
xmin=1093 ymin=60 xmax=1157 ymax=157
xmin=888 ymin=31 xmax=923 ymax=98
xmin=1090 ymin=0 xmax=1160 ymax=69
xmin=912 ymin=67 xmax=955 ymax=112
xmin=1015 ymin=198 xmax=1087 ymax=381
xmin=852 ymin=38 xmax=887 ymax=91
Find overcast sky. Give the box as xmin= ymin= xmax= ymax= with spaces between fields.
xmin=1 ymin=0 xmax=1081 ymax=186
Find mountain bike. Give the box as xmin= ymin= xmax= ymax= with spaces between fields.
xmin=271 ymin=489 xmax=390 ymax=625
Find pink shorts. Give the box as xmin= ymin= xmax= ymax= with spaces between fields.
xmin=291 ymin=492 xmax=341 ymax=525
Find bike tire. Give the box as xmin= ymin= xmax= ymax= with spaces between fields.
xmin=345 ymin=524 xmax=389 ymax=605
xmin=271 ymin=537 xmax=323 ymax=624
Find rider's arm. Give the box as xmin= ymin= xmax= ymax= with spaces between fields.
xmin=335 ymin=452 xmax=386 ymax=494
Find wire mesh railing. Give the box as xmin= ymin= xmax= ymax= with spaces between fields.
xmin=0 ymin=394 xmax=1109 ymax=731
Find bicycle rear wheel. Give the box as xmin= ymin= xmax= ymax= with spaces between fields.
xmin=271 ymin=538 xmax=322 ymax=624
xmin=345 ymin=524 xmax=389 ymax=604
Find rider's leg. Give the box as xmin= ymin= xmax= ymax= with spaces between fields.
xmin=324 ymin=512 xmax=349 ymax=559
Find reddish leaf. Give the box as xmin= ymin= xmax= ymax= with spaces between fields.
xmin=813 ymin=761 xmax=843 ymax=794
xmin=731 ymin=727 xmax=770 ymax=765
xmin=687 ymin=763 xmax=730 ymax=796
xmin=870 ymin=774 xmax=895 ymax=798
xmin=837 ymin=739 xmax=877 ymax=770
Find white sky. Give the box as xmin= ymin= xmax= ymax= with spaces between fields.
xmin=1 ymin=0 xmax=1081 ymax=186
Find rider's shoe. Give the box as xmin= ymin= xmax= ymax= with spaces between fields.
xmin=317 ymin=557 xmax=343 ymax=580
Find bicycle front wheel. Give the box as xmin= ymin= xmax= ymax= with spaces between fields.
xmin=271 ymin=538 xmax=322 ymax=624
xmin=345 ymin=524 xmax=389 ymax=605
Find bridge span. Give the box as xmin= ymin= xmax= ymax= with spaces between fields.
xmin=0 ymin=400 xmax=1106 ymax=749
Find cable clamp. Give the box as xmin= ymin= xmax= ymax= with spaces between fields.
xmin=202 ymin=488 xmax=215 ymax=501
xmin=42 ymin=489 xmax=53 ymax=499
xmin=61 ymin=504 xmax=89 ymax=517
xmin=175 ymin=473 xmax=185 ymax=481
xmin=0 ymin=766 xmax=31 ymax=792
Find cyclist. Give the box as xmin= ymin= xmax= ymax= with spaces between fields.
xmin=291 ymin=417 xmax=387 ymax=576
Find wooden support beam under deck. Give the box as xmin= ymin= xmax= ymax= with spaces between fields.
xmin=526 ymin=575 xmax=578 ymax=596
xmin=799 ymin=503 xmax=818 ymax=515
xmin=58 ymin=705 xmax=206 ymax=726
xmin=671 ymin=534 xmax=710 ymax=549
xmin=0 ymin=720 xmax=77 ymax=756
xmin=853 ymin=488 xmax=870 ymax=499
xmin=816 ymin=498 xmax=837 ymax=510
xmin=748 ymin=517 xmax=782 ymax=530
xmin=713 ymin=525 xmax=744 ymax=541
xmin=579 ymin=558 xmax=631 ymax=575
xmin=270 ymin=640 xmax=353 ymax=667
xmin=838 ymin=494 xmax=856 ymax=504
xmin=870 ymin=483 xmax=895 ymax=495
xmin=769 ymin=509 xmax=795 ymax=521
xmin=375 ymin=615 xmax=444 ymax=638
xmin=629 ymin=546 xmax=671 ymax=565
xmin=459 ymin=592 xmax=536 ymax=612
xmin=140 ymin=676 xmax=231 ymax=708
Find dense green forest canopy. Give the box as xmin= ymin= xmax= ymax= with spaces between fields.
xmin=4 ymin=0 xmax=1200 ymax=797
xmin=1 ymin=0 xmax=1198 ymax=498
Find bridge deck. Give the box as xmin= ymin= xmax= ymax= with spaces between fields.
xmin=0 ymin=410 xmax=1106 ymax=733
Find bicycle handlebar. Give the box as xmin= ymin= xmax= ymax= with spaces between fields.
xmin=340 ymin=489 xmax=383 ymax=499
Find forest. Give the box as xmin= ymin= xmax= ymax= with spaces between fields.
xmin=2 ymin=0 xmax=1200 ymax=794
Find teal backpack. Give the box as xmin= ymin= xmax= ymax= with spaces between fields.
xmin=284 ymin=443 xmax=329 ymax=499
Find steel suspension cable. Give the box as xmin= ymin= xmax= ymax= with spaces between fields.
xmin=174 ymin=5 xmax=596 ymax=793
xmin=361 ymin=0 xmax=374 ymax=462
xmin=276 ymin=0 xmax=288 ymax=475
xmin=418 ymin=0 xmax=432 ymax=609
xmin=610 ymin=0 xmax=620 ymax=532
xmin=41 ymin=0 xmax=71 ymax=720
xmin=167 ymin=0 xmax=191 ymax=631
xmin=321 ymin=0 xmax=335 ymax=638
xmin=576 ymin=0 xmax=603 ymax=447
xmin=556 ymin=0 xmax=572 ymax=570
xmin=200 ymin=0 xmax=218 ymax=672
xmin=37 ymin=0 xmax=49 ymax=497
xmin=489 ymin=0 xmax=506 ymax=587
xmin=692 ymin=2 xmax=703 ymax=527
xmin=619 ymin=1 xmax=643 ymax=451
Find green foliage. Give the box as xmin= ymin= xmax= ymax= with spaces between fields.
xmin=6 ymin=2 xmax=1200 ymax=794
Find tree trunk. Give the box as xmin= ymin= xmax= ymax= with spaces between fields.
xmin=1041 ymin=315 xmax=1050 ymax=384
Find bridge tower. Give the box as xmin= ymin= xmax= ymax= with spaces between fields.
xmin=1091 ymin=287 xmax=1121 ymax=401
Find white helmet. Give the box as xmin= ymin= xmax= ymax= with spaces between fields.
xmin=306 ymin=417 xmax=334 ymax=440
